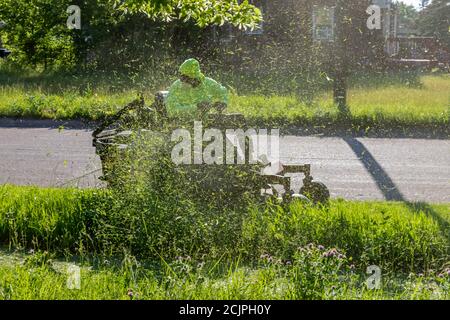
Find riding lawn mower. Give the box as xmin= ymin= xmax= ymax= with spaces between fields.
xmin=92 ymin=92 xmax=330 ymax=205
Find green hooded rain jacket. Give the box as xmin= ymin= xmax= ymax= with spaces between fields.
xmin=166 ymin=59 xmax=229 ymax=117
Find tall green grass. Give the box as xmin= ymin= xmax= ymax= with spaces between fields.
xmin=0 ymin=184 xmax=448 ymax=300
xmin=0 ymin=250 xmax=448 ymax=300
xmin=242 ymin=200 xmax=449 ymax=272
xmin=0 ymin=66 xmax=448 ymax=130
xmin=0 ymin=185 xmax=110 ymax=253
xmin=0 ymin=185 xmax=448 ymax=273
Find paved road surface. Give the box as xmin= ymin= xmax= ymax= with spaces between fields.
xmin=0 ymin=120 xmax=102 ymax=188
xmin=0 ymin=120 xmax=449 ymax=203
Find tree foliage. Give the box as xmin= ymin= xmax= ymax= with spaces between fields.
xmin=0 ymin=0 xmax=261 ymax=69
xmin=396 ymin=1 xmax=419 ymax=34
xmin=418 ymin=0 xmax=450 ymax=47
xmin=115 ymin=0 xmax=262 ymax=29
xmin=0 ymin=0 xmax=77 ymax=69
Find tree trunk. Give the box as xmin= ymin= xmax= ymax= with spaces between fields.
xmin=333 ymin=0 xmax=348 ymax=114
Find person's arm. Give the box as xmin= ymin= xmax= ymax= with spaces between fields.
xmin=214 ymin=82 xmax=229 ymax=105
xmin=166 ymin=81 xmax=188 ymax=116
xmin=205 ymin=78 xmax=229 ymax=112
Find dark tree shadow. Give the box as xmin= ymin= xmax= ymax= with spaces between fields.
xmin=343 ymin=136 xmax=449 ymax=241
xmin=343 ymin=137 xmax=404 ymax=201
xmin=406 ymin=202 xmax=450 ymax=240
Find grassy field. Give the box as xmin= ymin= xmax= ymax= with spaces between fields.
xmin=0 ymin=67 xmax=449 ymax=299
xmin=230 ymin=75 xmax=450 ymax=128
xmin=0 ymin=251 xmax=448 ymax=300
xmin=0 ymin=66 xmax=448 ymax=132
xmin=0 ymin=185 xmax=448 ymax=300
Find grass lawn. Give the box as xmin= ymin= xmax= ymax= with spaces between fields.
xmin=0 ymin=185 xmax=448 ymax=300
xmin=0 ymin=70 xmax=449 ymax=299
xmin=228 ymin=74 xmax=450 ymax=130
xmin=0 ymin=251 xmax=448 ymax=300
xmin=347 ymin=75 xmax=449 ymax=120
xmin=0 ymin=67 xmax=448 ymax=132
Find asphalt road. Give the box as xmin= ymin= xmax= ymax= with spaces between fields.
xmin=0 ymin=119 xmax=102 ymax=188
xmin=0 ymin=119 xmax=449 ymax=203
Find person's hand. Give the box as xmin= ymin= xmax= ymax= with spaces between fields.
xmin=197 ymin=102 xmax=211 ymax=117
xmin=213 ymin=102 xmax=227 ymax=114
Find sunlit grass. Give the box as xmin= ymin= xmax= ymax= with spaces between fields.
xmin=0 ymin=70 xmax=448 ymax=128
xmin=346 ymin=74 xmax=449 ymax=124
xmin=0 ymin=86 xmax=138 ymax=120
xmin=0 ymin=257 xmax=448 ymax=300
xmin=0 ymin=185 xmax=449 ymax=300
xmin=231 ymin=74 xmax=450 ymax=127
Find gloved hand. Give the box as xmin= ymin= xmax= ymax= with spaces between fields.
xmin=197 ymin=101 xmax=212 ymax=117
xmin=213 ymin=102 xmax=227 ymax=114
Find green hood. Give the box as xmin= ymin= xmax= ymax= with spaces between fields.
xmin=179 ymin=58 xmax=205 ymax=81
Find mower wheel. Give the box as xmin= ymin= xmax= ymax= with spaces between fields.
xmin=299 ymin=181 xmax=330 ymax=204
xmin=290 ymin=193 xmax=311 ymax=203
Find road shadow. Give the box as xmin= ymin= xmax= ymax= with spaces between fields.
xmin=343 ymin=137 xmax=404 ymax=201
xmin=343 ymin=136 xmax=450 ymax=241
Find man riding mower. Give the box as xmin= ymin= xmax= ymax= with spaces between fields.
xmin=92 ymin=58 xmax=330 ymax=204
